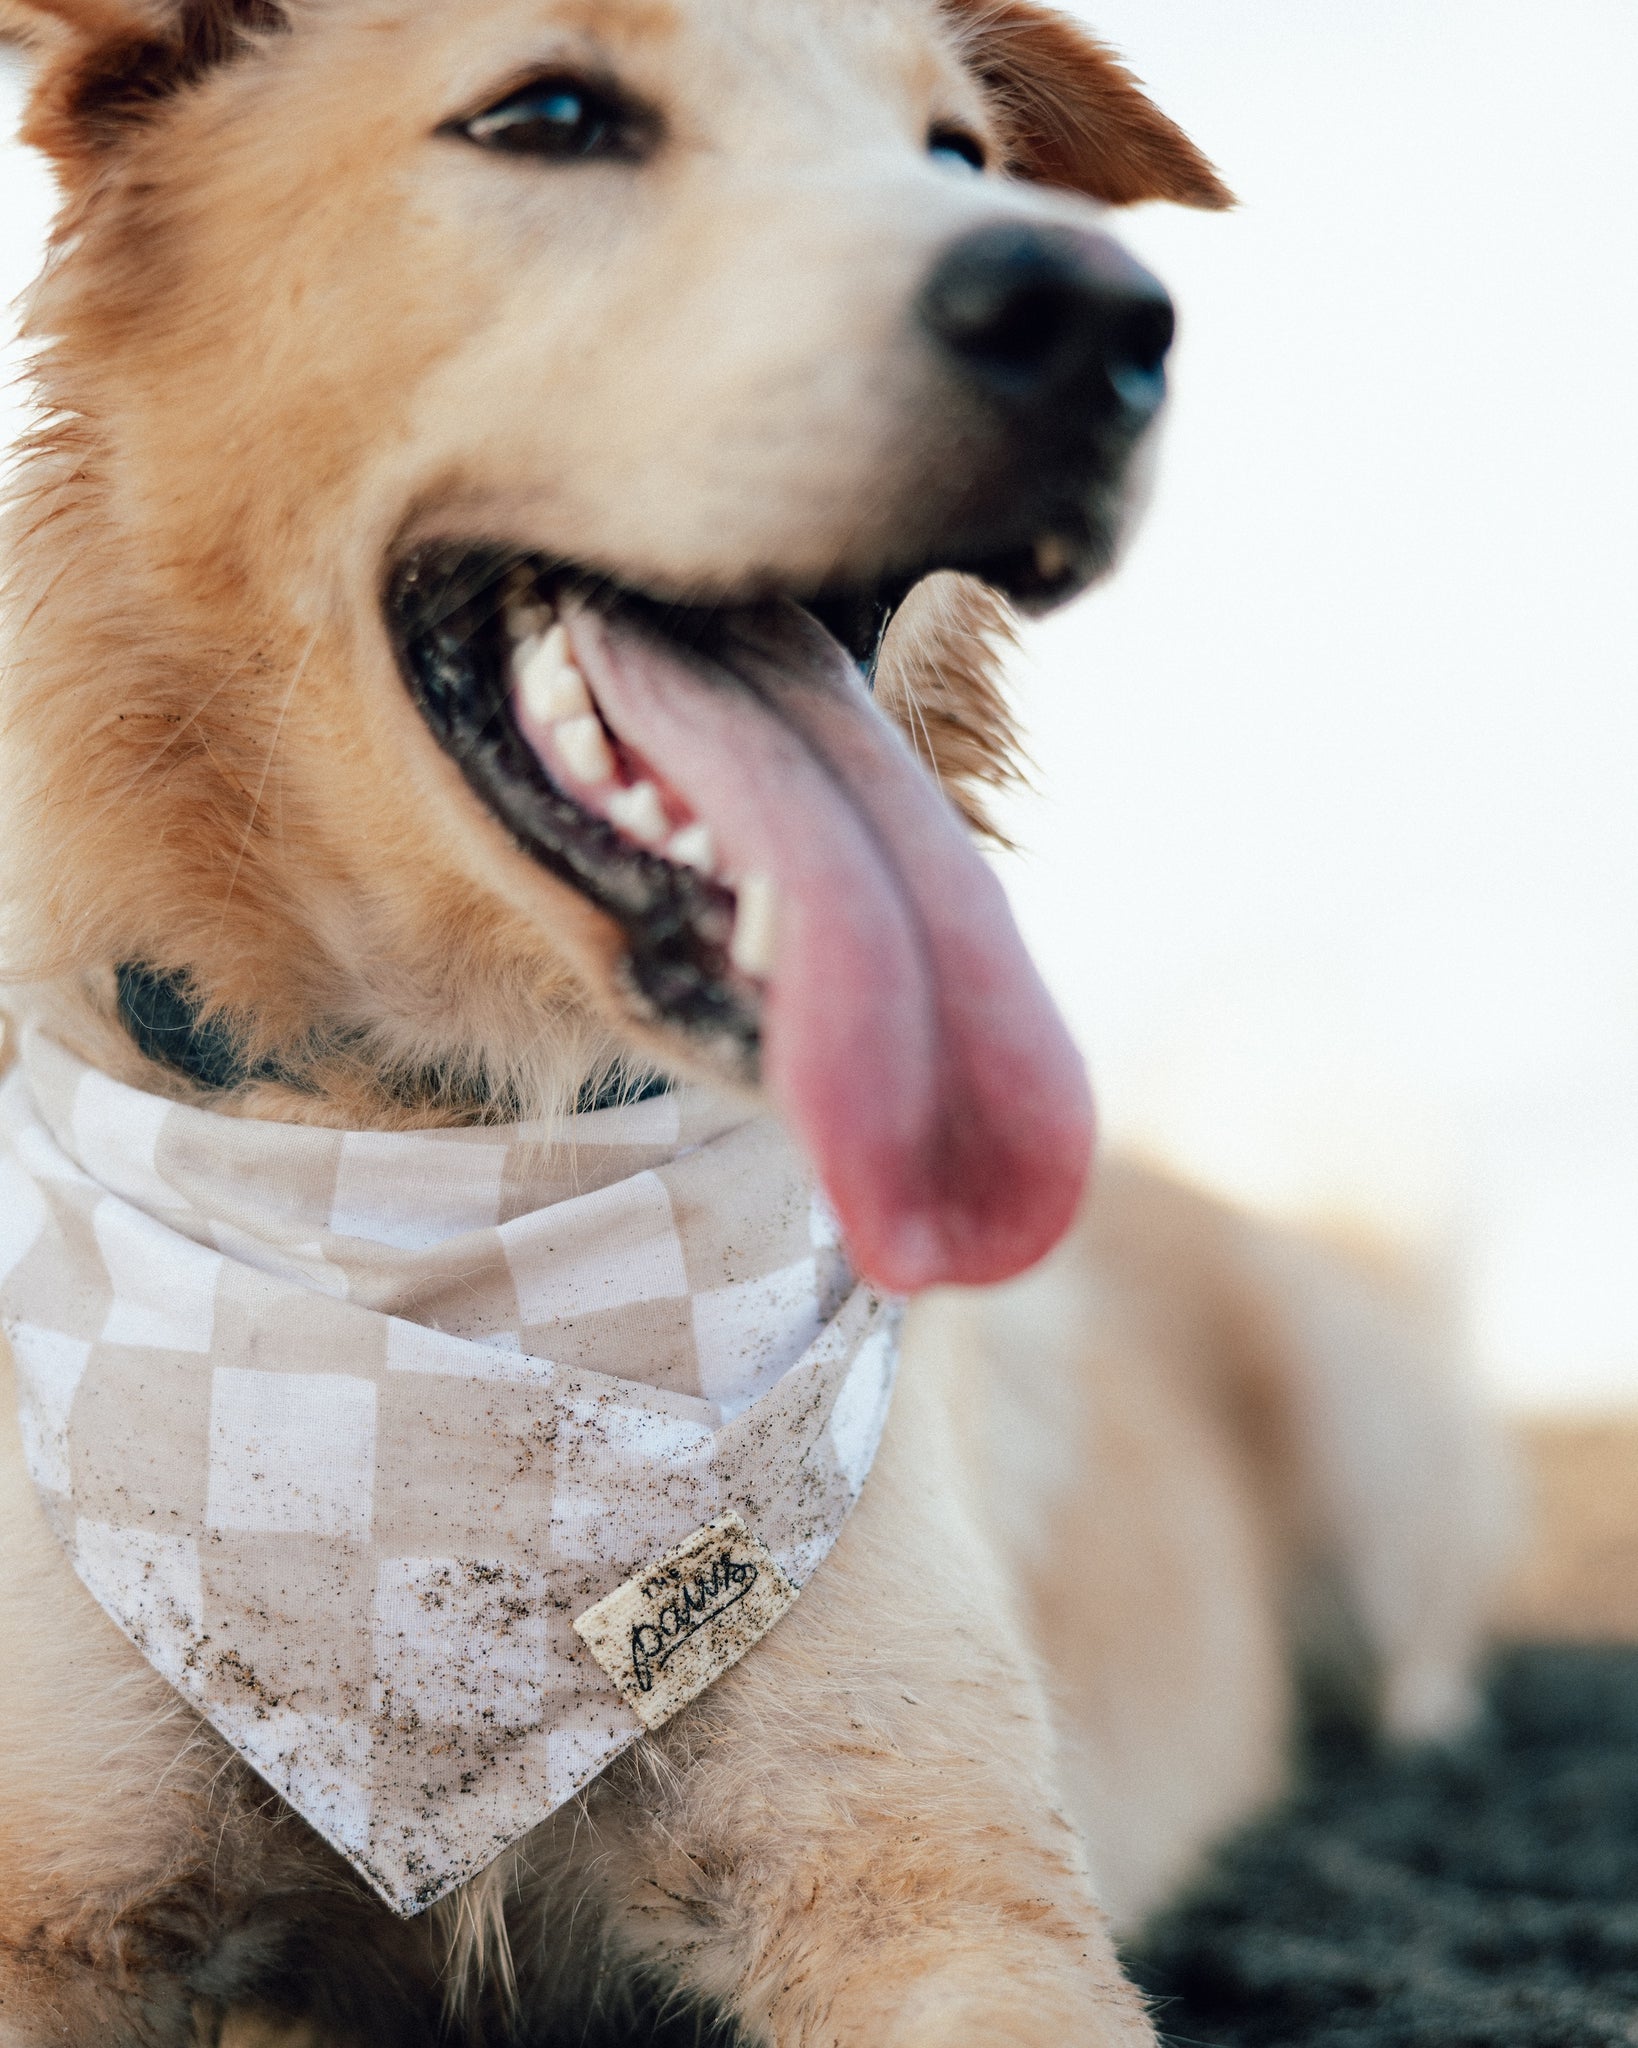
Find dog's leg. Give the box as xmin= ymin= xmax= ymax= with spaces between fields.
xmin=932 ymin=1165 xmax=1512 ymax=1931
xmin=514 ymin=1329 xmax=1153 ymax=2048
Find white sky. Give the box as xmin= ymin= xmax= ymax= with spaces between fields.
xmin=993 ymin=0 xmax=1638 ymax=1408
xmin=3 ymin=7 xmax=1637 ymax=1406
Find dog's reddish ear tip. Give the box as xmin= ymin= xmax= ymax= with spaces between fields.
xmin=1021 ymin=115 xmax=1236 ymax=215
xmin=1177 ymin=164 xmax=1237 ymax=213
xmin=951 ymin=1 xmax=1234 ymax=215
xmin=1115 ymin=137 xmax=1233 ymax=213
xmin=1180 ymin=146 xmax=1236 ymax=209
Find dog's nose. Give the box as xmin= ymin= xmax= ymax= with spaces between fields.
xmin=917 ymin=222 xmax=1175 ymax=424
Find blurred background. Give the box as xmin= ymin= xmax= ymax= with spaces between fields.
xmin=2 ymin=4 xmax=1636 ymax=1409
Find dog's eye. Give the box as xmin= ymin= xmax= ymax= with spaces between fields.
xmin=457 ymin=76 xmax=649 ymax=161
xmin=928 ymin=127 xmax=987 ymax=174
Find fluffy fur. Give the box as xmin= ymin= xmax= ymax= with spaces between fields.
xmin=0 ymin=1 xmax=1504 ymax=2041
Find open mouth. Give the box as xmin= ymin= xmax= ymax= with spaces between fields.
xmin=391 ymin=546 xmax=768 ymax=1069
xmin=387 ymin=534 xmax=1097 ymax=1064
xmin=386 ymin=539 xmax=1096 ymax=1292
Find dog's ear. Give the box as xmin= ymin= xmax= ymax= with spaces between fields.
xmin=7 ymin=0 xmax=282 ymax=160
xmin=948 ymin=0 xmax=1232 ymax=210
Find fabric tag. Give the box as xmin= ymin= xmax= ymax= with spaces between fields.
xmin=573 ymin=1512 xmax=798 ymax=1729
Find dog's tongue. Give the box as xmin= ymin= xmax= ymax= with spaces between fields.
xmin=564 ymin=603 xmax=1092 ymax=1293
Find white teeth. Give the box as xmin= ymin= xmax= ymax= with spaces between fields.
xmin=517 ymin=627 xmax=593 ymax=725
xmin=666 ymin=823 xmax=716 ymax=873
xmin=606 ymin=779 xmax=669 ymax=846
xmin=730 ymin=872 xmax=779 ymax=980
xmin=556 ymin=714 xmax=616 ymax=786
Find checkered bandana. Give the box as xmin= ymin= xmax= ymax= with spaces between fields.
xmin=0 ymin=1029 xmax=900 ymax=1915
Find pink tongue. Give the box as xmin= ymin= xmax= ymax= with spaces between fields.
xmin=562 ymin=604 xmax=1093 ymax=1293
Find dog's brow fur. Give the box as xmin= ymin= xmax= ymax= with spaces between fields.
xmin=541 ymin=0 xmax=682 ymax=38
xmin=28 ymin=0 xmax=284 ymax=148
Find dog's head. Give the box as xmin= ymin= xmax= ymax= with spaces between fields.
xmin=2 ymin=0 xmax=1226 ymax=1288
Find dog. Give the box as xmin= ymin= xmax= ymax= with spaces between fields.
xmin=0 ymin=0 xmax=1509 ymax=2041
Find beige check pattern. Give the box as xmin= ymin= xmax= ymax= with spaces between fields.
xmin=0 ymin=1030 xmax=900 ymax=1915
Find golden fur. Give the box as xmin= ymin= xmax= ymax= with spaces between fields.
xmin=0 ymin=1 xmax=1503 ymax=2041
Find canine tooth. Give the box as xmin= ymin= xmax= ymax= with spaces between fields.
xmin=517 ymin=634 xmax=593 ymax=724
xmin=606 ymin=780 xmax=668 ymax=846
xmin=545 ymin=661 xmax=595 ymax=721
xmin=556 ymin=714 xmax=615 ymax=785
xmin=666 ymin=823 xmax=716 ymax=873
xmin=730 ymin=873 xmax=779 ymax=980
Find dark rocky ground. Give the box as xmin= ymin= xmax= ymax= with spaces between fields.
xmin=1127 ymin=1645 xmax=1638 ymax=2047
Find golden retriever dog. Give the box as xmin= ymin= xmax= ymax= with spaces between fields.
xmin=0 ymin=0 xmax=1507 ymax=2041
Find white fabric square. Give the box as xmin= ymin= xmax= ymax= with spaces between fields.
xmin=74 ymin=1067 xmax=177 ymax=1212
xmin=547 ymin=1702 xmax=639 ymax=1806
xmin=208 ymin=1219 xmax=349 ymax=1299
xmin=9 ymin=1321 xmax=92 ymax=1493
xmin=547 ymin=1486 xmax=626 ymax=1567
xmin=73 ymin=1521 xmax=203 ymax=1687
xmin=567 ymin=1091 xmax=680 ymax=1147
xmin=372 ymin=1557 xmax=577 ymax=1728
xmin=585 ymin=1398 xmax=717 ymax=1475
xmin=692 ymin=1258 xmax=821 ymax=1416
xmin=385 ymin=1317 xmax=550 ymax=1383
xmin=331 ymin=1133 xmax=506 ymax=1250
xmin=829 ymin=1323 xmax=898 ymax=1493
xmin=206 ymin=1367 xmax=377 ymax=1537
xmin=0 ymin=1150 xmax=48 ymax=1286
xmin=809 ymin=1188 xmax=844 ymax=1250
xmin=14 ymin=1116 xmax=96 ymax=1190
xmin=550 ymin=1393 xmax=717 ymax=1563
xmin=213 ymin=1705 xmax=374 ymax=1860
xmin=95 ymin=1198 xmax=222 ymax=1352
xmin=504 ymin=1171 xmax=687 ymax=1322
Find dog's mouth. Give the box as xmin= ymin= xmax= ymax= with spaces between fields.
xmin=387 ymin=544 xmax=1093 ymax=1291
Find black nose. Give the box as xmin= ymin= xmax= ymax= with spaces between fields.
xmin=917 ymin=222 xmax=1175 ymax=423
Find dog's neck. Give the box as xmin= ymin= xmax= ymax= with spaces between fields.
xmin=111 ymin=963 xmax=669 ymax=1121
xmin=115 ymin=964 xmax=297 ymax=1096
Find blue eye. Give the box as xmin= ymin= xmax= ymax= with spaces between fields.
xmin=458 ymin=75 xmax=650 ymax=162
xmin=929 ymin=128 xmax=987 ymax=174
